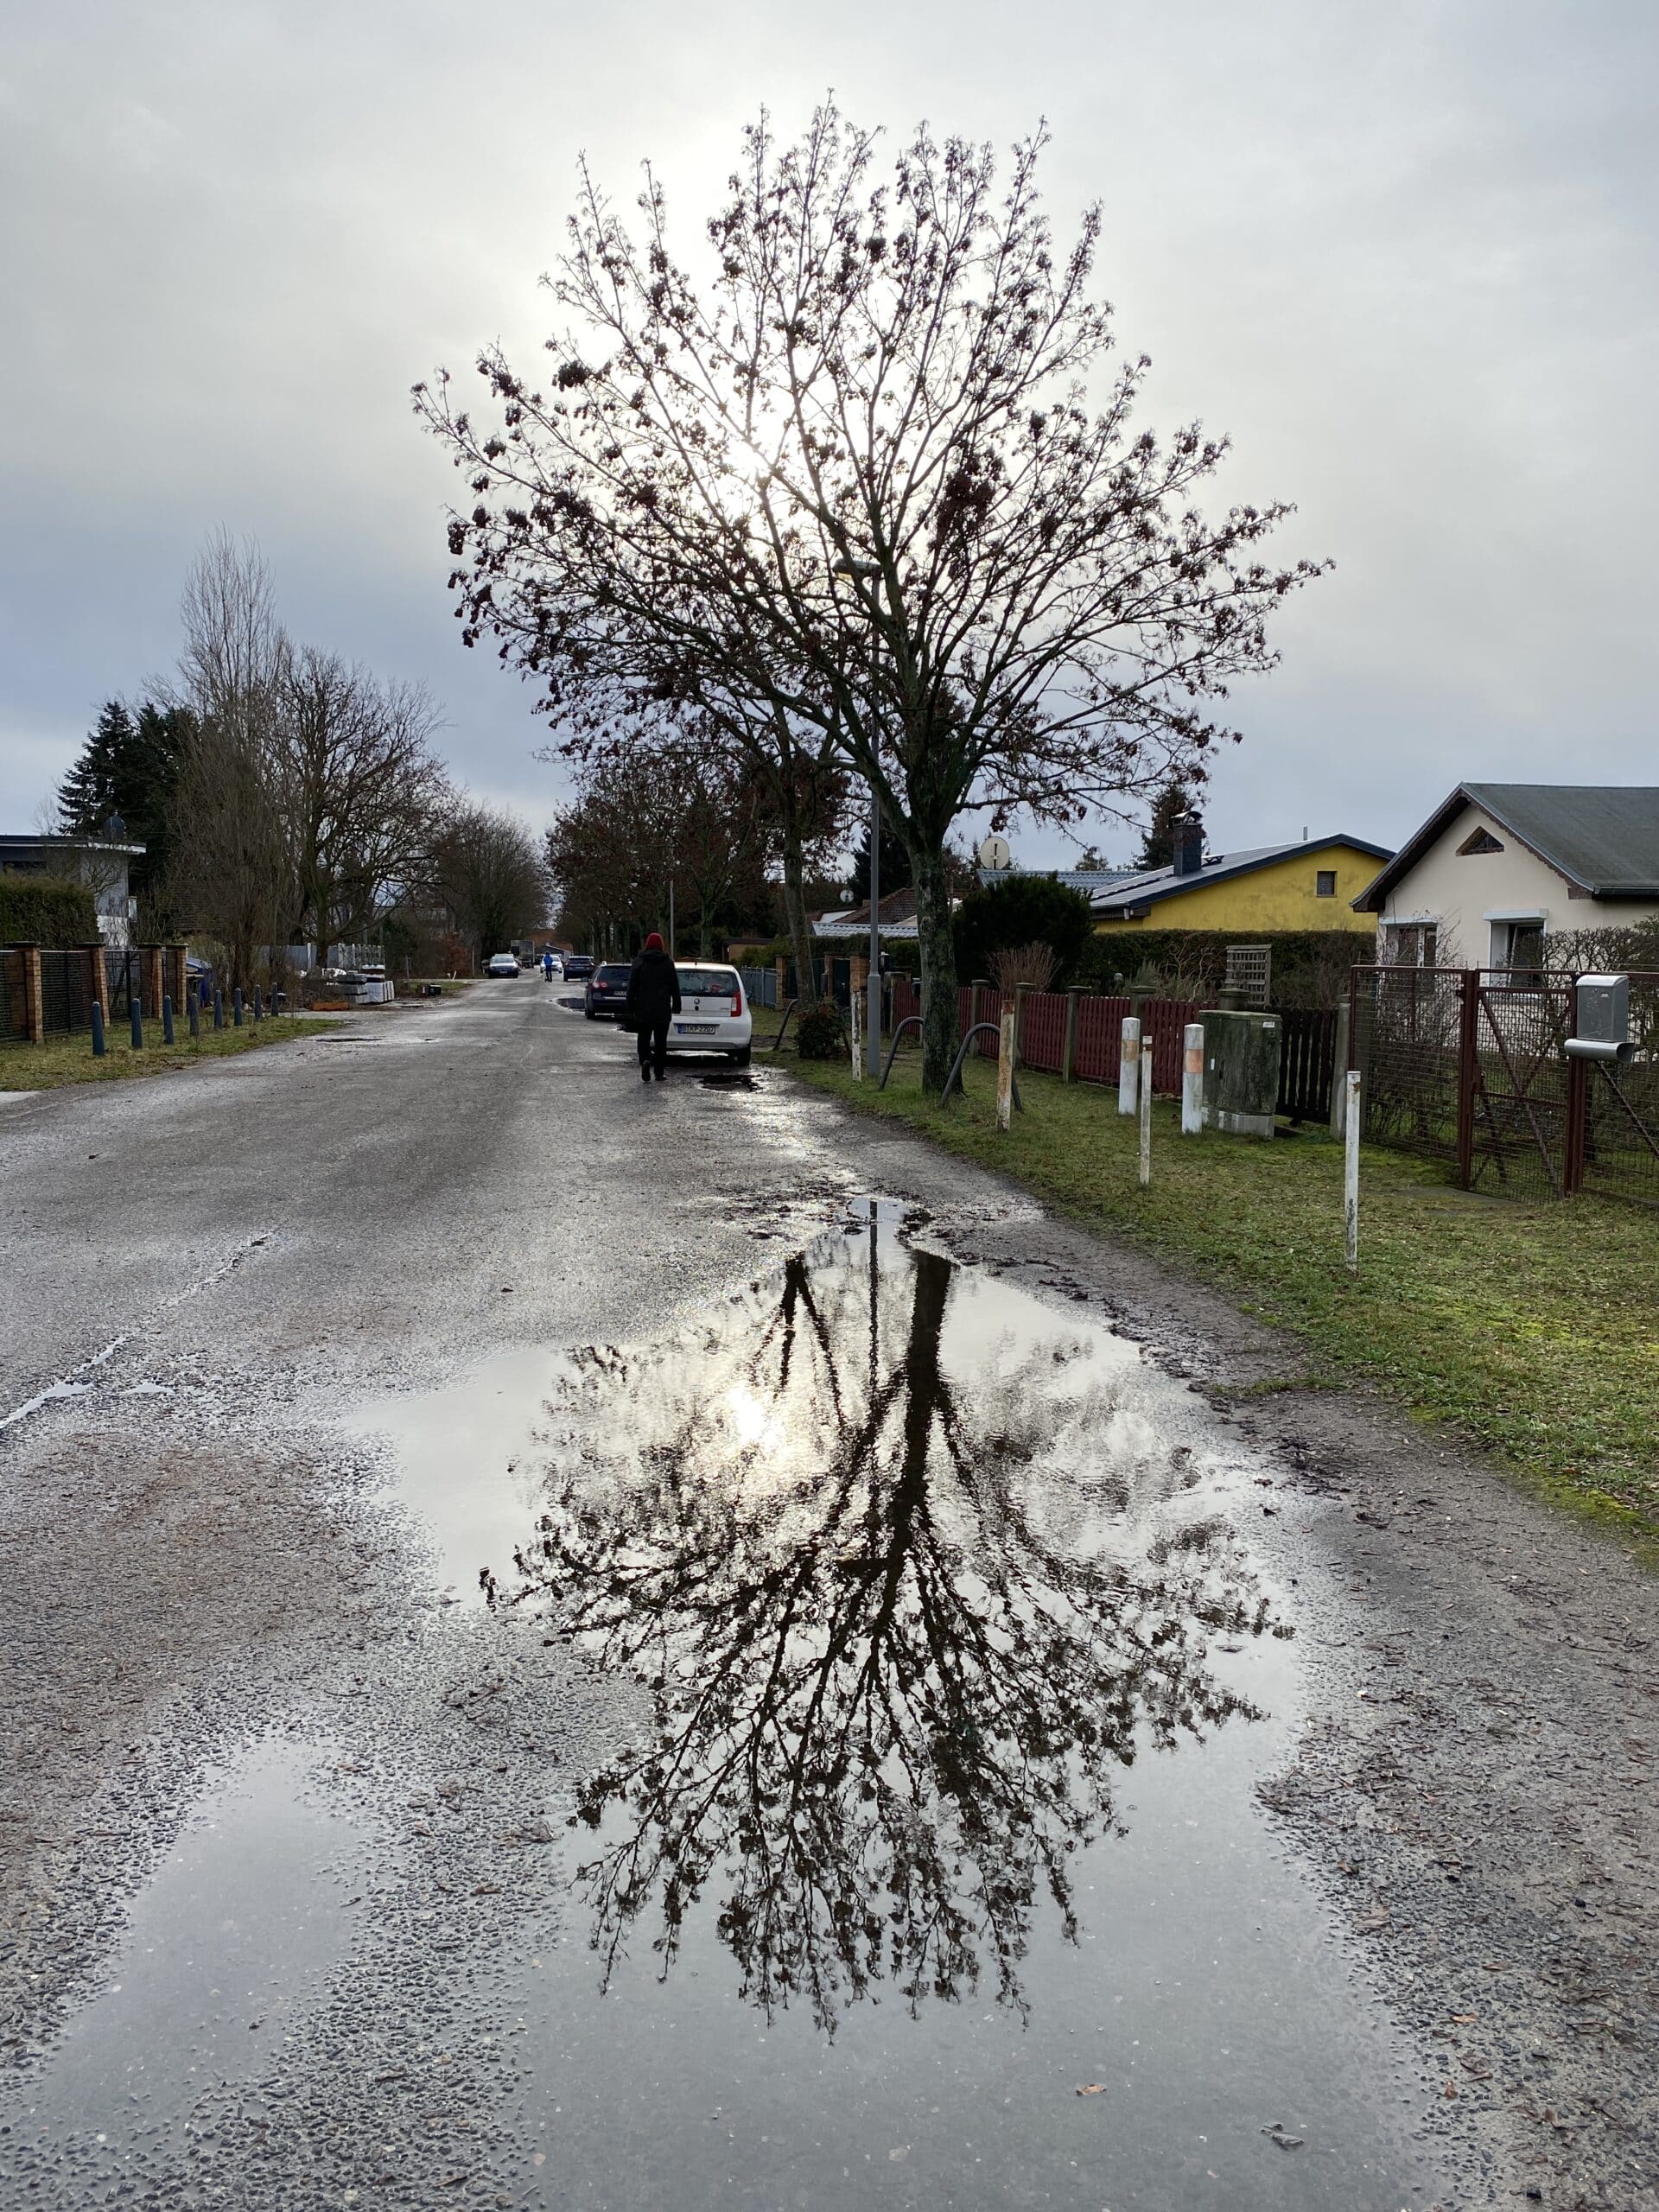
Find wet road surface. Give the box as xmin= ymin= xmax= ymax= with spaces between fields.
xmin=2 ymin=980 xmax=1655 ymax=2209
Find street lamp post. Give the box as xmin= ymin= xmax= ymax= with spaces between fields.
xmin=835 ymin=556 xmax=884 ymax=1078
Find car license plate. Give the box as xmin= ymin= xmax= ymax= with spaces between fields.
xmin=677 ymin=1022 xmax=717 ymax=1035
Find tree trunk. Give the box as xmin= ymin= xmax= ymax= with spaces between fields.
xmin=780 ymin=823 xmax=820 ymax=1007
xmin=911 ymin=844 xmax=958 ymax=1092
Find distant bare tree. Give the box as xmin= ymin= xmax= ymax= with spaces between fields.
xmin=165 ymin=534 xmax=292 ymax=991
xmin=277 ymin=648 xmax=447 ymax=962
xmin=430 ymin=801 xmax=547 ymax=963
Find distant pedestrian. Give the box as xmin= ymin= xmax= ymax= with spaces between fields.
xmin=542 ymin=949 xmax=554 ymax=982
xmin=625 ymin=931 xmax=680 ymax=1082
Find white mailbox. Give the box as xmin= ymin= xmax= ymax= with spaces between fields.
xmin=1566 ymin=974 xmax=1633 ymax=1063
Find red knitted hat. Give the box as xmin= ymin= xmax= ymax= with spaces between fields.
xmin=644 ymin=931 xmax=664 ymax=951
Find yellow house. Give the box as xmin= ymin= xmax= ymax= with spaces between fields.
xmin=1090 ymin=825 xmax=1391 ymax=937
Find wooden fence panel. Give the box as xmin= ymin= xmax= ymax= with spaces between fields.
xmin=1020 ymin=991 xmax=1068 ymax=1071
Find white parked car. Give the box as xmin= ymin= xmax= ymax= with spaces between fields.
xmin=668 ymin=963 xmax=753 ymax=1066
xmin=486 ymin=952 xmax=521 ymax=977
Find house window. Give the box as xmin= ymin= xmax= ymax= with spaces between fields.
xmin=1490 ymin=919 xmax=1544 ymax=982
xmin=1458 ymin=826 xmax=1504 ymax=856
xmin=1382 ymin=922 xmax=1437 ymax=967
xmin=1315 ymin=869 xmax=1337 ymax=898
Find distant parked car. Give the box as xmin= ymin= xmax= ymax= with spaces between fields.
xmin=563 ymin=954 xmax=594 ymax=981
xmin=486 ymin=952 xmax=521 ymax=977
xmin=584 ymin=961 xmax=632 ymax=1019
xmin=666 ymin=963 xmax=753 ymax=1066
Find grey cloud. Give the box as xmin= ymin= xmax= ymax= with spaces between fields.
xmin=3 ymin=0 xmax=1655 ymax=865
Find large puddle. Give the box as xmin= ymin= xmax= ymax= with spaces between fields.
xmin=11 ymin=1205 xmax=1440 ymax=2207
xmin=375 ymin=1201 xmax=1438 ymax=2207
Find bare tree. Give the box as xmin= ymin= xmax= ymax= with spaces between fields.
xmin=165 ymin=534 xmax=292 ymax=992
xmin=416 ymin=104 xmax=1324 ymax=1084
xmin=430 ymin=800 xmax=547 ymax=964
xmin=277 ymin=648 xmax=447 ymax=963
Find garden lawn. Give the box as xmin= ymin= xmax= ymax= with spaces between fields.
xmin=779 ymin=1043 xmax=1659 ymax=1531
xmin=0 ymin=1015 xmax=337 ymax=1091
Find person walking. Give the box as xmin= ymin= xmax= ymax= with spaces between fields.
xmin=542 ymin=948 xmax=555 ymax=982
xmin=624 ymin=931 xmax=680 ymax=1081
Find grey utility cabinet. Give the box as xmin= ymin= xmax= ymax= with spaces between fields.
xmin=1202 ymin=1009 xmax=1281 ymax=1138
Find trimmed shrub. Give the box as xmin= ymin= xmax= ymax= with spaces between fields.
xmin=0 ymin=873 xmax=99 ymax=948
xmin=797 ymin=1003 xmax=849 ymax=1059
xmin=1077 ymin=927 xmax=1375 ymax=1009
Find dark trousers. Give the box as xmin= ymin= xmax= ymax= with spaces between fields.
xmin=637 ymin=1014 xmax=671 ymax=1073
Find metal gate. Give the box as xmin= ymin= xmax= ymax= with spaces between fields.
xmin=1348 ymin=967 xmax=1653 ymax=1205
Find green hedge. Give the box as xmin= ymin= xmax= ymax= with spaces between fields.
xmin=1077 ymin=927 xmax=1375 ymax=1009
xmin=0 ymin=874 xmax=99 ymax=948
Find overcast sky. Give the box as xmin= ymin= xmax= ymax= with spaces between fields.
xmin=3 ymin=0 xmax=1655 ymax=868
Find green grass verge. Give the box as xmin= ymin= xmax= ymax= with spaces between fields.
xmin=769 ymin=1036 xmax=1659 ymax=1532
xmin=0 ymin=1015 xmax=338 ymax=1091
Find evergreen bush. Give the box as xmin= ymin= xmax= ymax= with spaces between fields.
xmin=796 ymin=1003 xmax=849 ymax=1059
xmin=951 ymin=876 xmax=1095 ymax=986
xmin=0 ymin=874 xmax=99 ymax=947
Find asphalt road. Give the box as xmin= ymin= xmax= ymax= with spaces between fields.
xmin=1 ymin=979 xmax=1655 ymax=2211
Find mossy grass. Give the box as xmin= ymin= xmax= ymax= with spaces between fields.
xmin=0 ymin=1015 xmax=338 ymax=1092
xmin=766 ymin=1033 xmax=1659 ymax=1533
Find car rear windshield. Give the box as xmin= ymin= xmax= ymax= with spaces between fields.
xmin=596 ymin=964 xmax=631 ymax=982
xmin=677 ymin=968 xmax=739 ymax=995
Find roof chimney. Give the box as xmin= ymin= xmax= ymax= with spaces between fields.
xmin=1172 ymin=815 xmax=1204 ymax=879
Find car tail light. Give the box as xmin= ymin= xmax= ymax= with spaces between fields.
xmin=732 ymin=981 xmax=744 ymax=1015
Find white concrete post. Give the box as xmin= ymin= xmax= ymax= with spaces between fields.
xmin=1139 ymin=1047 xmax=1153 ymax=1186
xmin=1118 ymin=1017 xmax=1141 ymax=1116
xmin=850 ymin=985 xmax=862 ymax=1078
xmin=1344 ymin=1069 xmax=1361 ymax=1271
xmin=1181 ymin=1022 xmax=1205 ymax=1135
xmin=996 ymin=1006 xmax=1016 ymax=1132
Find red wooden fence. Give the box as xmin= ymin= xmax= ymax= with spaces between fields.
xmin=885 ymin=977 xmax=1211 ymax=1093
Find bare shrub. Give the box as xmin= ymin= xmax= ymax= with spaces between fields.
xmin=989 ymin=943 xmax=1058 ymax=998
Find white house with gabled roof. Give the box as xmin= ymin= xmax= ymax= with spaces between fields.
xmin=1352 ymin=784 xmax=1659 ymax=972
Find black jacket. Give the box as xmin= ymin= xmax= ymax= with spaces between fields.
xmin=625 ymin=947 xmax=682 ymax=1027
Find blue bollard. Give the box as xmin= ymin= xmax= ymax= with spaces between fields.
xmin=188 ymin=984 xmax=200 ymax=1039
xmin=213 ymin=987 xmax=225 ymax=1030
xmin=91 ymin=1001 xmax=105 ymax=1058
xmin=162 ymin=993 xmax=175 ymax=1046
xmin=130 ymin=998 xmax=143 ymax=1050
xmin=232 ymin=988 xmax=244 ymax=1027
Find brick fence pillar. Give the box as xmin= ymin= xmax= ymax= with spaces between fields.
xmin=141 ymin=944 xmax=163 ymax=1019
xmin=166 ymin=943 xmax=187 ymax=1012
xmin=86 ymin=942 xmax=110 ymax=1024
xmin=18 ymin=944 xmax=43 ymax=1044
xmin=775 ymin=955 xmax=788 ymax=1004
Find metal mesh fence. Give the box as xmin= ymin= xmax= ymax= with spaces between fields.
xmin=1351 ymin=965 xmax=1659 ymax=1210
xmin=0 ymin=950 xmax=23 ymax=1039
xmin=1578 ymin=971 xmax=1659 ymax=1211
xmin=38 ymin=950 xmax=92 ymax=1034
xmin=1351 ymin=966 xmax=1465 ymax=1168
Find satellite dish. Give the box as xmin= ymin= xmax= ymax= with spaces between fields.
xmin=977 ymin=835 xmax=1012 ymax=872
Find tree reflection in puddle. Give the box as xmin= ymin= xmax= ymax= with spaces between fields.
xmin=494 ymin=1200 xmax=1283 ymax=2032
